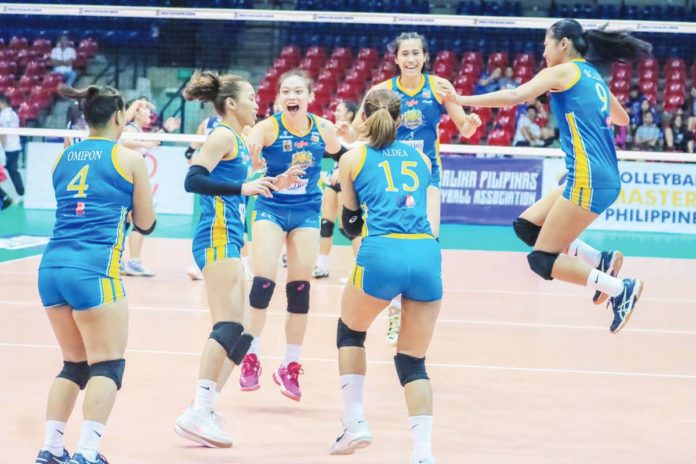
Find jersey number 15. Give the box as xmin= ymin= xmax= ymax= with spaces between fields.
xmin=378 ymin=160 xmax=419 ymax=192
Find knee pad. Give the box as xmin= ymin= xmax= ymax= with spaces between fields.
xmin=338 ymin=227 xmax=355 ymax=241
xmin=527 ymin=250 xmax=558 ymax=281
xmin=394 ymin=353 xmax=428 ymax=387
xmin=209 ymin=321 xmax=244 ymax=359
xmin=287 ymin=281 xmax=310 ymax=314
xmin=320 ymin=219 xmax=335 ymax=238
xmin=89 ymin=359 xmax=126 ymax=390
xmin=249 ymin=277 xmax=276 ymax=309
xmin=512 ymin=218 xmax=541 ymax=247
xmin=229 ymin=333 xmax=254 ymax=365
xmin=57 ymin=361 xmax=90 ymax=390
xmin=336 ymin=317 xmax=366 ymax=348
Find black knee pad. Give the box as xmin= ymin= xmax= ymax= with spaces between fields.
xmin=89 ymin=359 xmax=126 ymax=390
xmin=338 ymin=227 xmax=355 ymax=241
xmin=512 ymin=218 xmax=541 ymax=247
xmin=320 ymin=219 xmax=335 ymax=238
xmin=229 ymin=333 xmax=254 ymax=365
xmin=527 ymin=250 xmax=558 ymax=281
xmin=286 ymin=281 xmax=310 ymax=314
xmin=394 ymin=353 xmax=428 ymax=387
xmin=249 ymin=277 xmax=276 ymax=309
xmin=336 ymin=317 xmax=366 ymax=348
xmin=57 ymin=361 xmax=90 ymax=390
xmin=209 ymin=321 xmax=244 ymax=359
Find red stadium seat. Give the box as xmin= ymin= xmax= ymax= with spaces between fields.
xmin=663 ymin=93 xmax=685 ymax=113
xmin=497 ymin=106 xmax=517 ymax=120
xmin=433 ymin=61 xmax=453 ymax=79
xmin=18 ymin=102 xmax=40 ymax=125
xmin=487 ymin=128 xmax=511 ymax=146
xmin=513 ymin=65 xmax=533 ymax=82
xmin=513 ymin=53 xmax=535 ymax=68
xmin=611 ymin=67 xmax=630 ymax=81
xmin=43 ymin=72 xmax=63 ymax=92
xmin=29 ymin=85 xmax=51 ymax=109
xmin=24 ymin=61 xmax=45 ymax=78
xmin=666 ymin=69 xmax=685 ymax=83
xmin=435 ymin=50 xmax=456 ymax=66
xmin=471 ymin=106 xmax=492 ymax=124
xmin=638 ymin=57 xmax=658 ymax=74
xmin=458 ymin=62 xmax=480 ymax=77
xmin=32 ymin=38 xmax=52 ymax=55
xmin=610 ymin=78 xmax=629 ymax=93
xmin=487 ymin=52 xmax=508 ymax=73
xmin=439 ymin=114 xmax=456 ymax=133
xmin=438 ymin=126 xmax=454 ymax=144
xmin=0 ymin=75 xmax=15 ymax=93
xmin=8 ymin=87 xmax=24 ymax=107
xmin=638 ymin=68 xmax=657 ymax=84
xmin=280 ymin=45 xmax=301 ymax=62
xmin=493 ymin=113 xmax=515 ymax=132
xmin=461 ymin=51 xmax=482 ymax=67
xmin=352 ymin=59 xmax=373 ymax=80
xmin=638 ymin=81 xmax=657 ymax=104
xmin=459 ymin=124 xmax=484 ymax=145
xmin=357 ymin=48 xmax=378 ymax=65
xmin=372 ymin=69 xmax=393 ymax=83
xmin=73 ymin=51 xmax=88 ymax=70
xmin=614 ymin=91 xmax=629 ymax=106
xmin=666 ymin=81 xmax=685 ymax=96
xmin=665 ymin=57 xmax=685 ymax=72
xmin=305 ymin=46 xmax=325 ymax=60
xmin=9 ymin=36 xmax=28 ymax=51
xmin=18 ymin=75 xmax=38 ymax=93
xmin=330 ymin=47 xmax=353 ymax=67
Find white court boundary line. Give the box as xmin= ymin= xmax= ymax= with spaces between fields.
xmin=0 ymin=127 xmax=693 ymax=162
xmin=2 ymin=341 xmax=695 ymax=380
xmin=0 ymin=3 xmax=695 ymax=34
xmin=3 ymin=299 xmax=696 ymax=336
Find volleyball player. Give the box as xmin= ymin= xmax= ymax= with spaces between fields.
xmin=329 ymin=88 xmax=440 ymax=464
xmin=174 ymin=71 xmax=303 ymax=447
xmin=239 ymin=69 xmax=346 ymax=400
xmin=342 ymin=32 xmax=480 ymax=345
xmin=438 ymin=19 xmax=650 ymax=332
xmin=35 ymin=85 xmax=155 ymax=464
xmin=313 ymin=100 xmax=358 ymax=279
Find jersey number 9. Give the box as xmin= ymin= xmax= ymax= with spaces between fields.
xmin=595 ymin=83 xmax=608 ymax=113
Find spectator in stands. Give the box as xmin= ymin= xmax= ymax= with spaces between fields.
xmin=634 ymin=111 xmax=661 ymax=150
xmin=664 ymin=114 xmax=693 ymax=153
xmin=475 ymin=67 xmax=501 ymax=94
xmin=627 ymin=85 xmax=642 ymax=117
xmin=614 ymin=119 xmax=629 ymax=150
xmin=63 ymin=101 xmax=88 ymax=148
xmin=51 ymin=35 xmax=77 ymax=87
xmin=498 ymin=66 xmax=519 ymax=90
xmin=512 ymin=106 xmax=553 ymax=147
xmin=0 ymin=94 xmax=24 ymax=203
xmin=686 ymin=87 xmax=696 ymax=131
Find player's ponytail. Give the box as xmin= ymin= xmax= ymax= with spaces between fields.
xmin=58 ymin=84 xmax=124 ymax=127
xmin=550 ymin=19 xmax=652 ymax=68
xmin=362 ymin=89 xmax=401 ymax=149
xmin=183 ymin=70 xmax=246 ymax=116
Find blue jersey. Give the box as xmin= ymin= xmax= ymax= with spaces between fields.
xmin=388 ymin=74 xmax=445 ymax=185
xmin=40 ymin=138 xmax=133 ymax=277
xmin=551 ymin=59 xmax=620 ymax=209
xmin=256 ymin=112 xmax=326 ymax=208
xmin=353 ymin=141 xmax=432 ymax=238
xmin=192 ymin=124 xmax=251 ymax=265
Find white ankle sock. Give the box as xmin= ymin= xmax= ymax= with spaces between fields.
xmin=569 ymin=239 xmax=602 ymax=268
xmin=248 ymin=337 xmax=260 ymax=355
xmin=586 ymin=269 xmax=624 ymax=297
xmin=42 ymin=420 xmax=65 ymax=457
xmin=409 ymin=415 xmax=433 ymax=461
xmin=318 ymin=254 xmax=329 ymax=268
xmin=283 ymin=344 xmax=302 ymax=366
xmin=193 ymin=379 xmax=218 ymax=411
xmin=340 ymin=374 xmax=366 ymax=424
xmin=76 ymin=420 xmax=105 ymax=462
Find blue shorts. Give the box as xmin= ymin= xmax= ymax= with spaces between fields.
xmin=563 ymin=183 xmax=620 ymax=214
xmin=351 ymin=235 xmax=442 ymax=302
xmin=38 ymin=267 xmax=126 ymax=310
xmin=253 ymin=201 xmax=320 ymax=232
xmin=193 ymin=243 xmax=241 ymax=271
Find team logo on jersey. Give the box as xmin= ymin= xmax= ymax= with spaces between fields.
xmin=292 ymin=150 xmax=314 ymax=168
xmin=402 ymin=108 xmax=424 ymax=130
xmin=310 ymin=134 xmax=320 ymax=144
xmin=75 ymin=202 xmax=85 ymax=216
xmin=405 ymin=99 xmax=418 ymax=107
xmin=283 ymin=140 xmax=292 ymax=152
xmin=400 ymin=195 xmax=416 ymax=208
xmin=294 ymin=140 xmax=309 ymax=149
xmin=422 ymin=89 xmax=432 ymax=99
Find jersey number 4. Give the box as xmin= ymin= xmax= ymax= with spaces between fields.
xmin=67 ymin=165 xmax=90 ymax=198
xmin=378 ymin=160 xmax=419 ymax=192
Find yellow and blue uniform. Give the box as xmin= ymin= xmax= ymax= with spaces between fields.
xmin=351 ymin=141 xmax=442 ymax=302
xmin=551 ymin=59 xmax=621 ymax=213
xmin=388 ymin=74 xmax=445 ymax=188
xmin=38 ymin=138 xmax=132 ymax=310
xmin=192 ymin=124 xmax=251 ymax=270
xmin=253 ymin=112 xmax=326 ymax=231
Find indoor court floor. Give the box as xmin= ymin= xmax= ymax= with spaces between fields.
xmin=2 ymin=234 xmax=696 ymax=463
